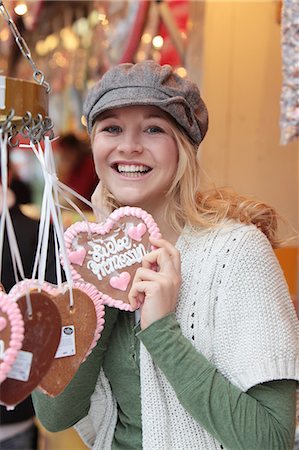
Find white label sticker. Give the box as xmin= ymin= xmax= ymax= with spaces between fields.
xmin=0 ymin=340 xmax=5 ymax=360
xmin=55 ymin=325 xmax=76 ymax=358
xmin=7 ymin=350 xmax=33 ymax=382
xmin=0 ymin=76 xmax=6 ymax=109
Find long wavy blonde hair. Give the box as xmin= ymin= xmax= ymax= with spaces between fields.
xmin=91 ymin=119 xmax=280 ymax=248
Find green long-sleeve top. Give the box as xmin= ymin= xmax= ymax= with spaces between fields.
xmin=32 ymin=307 xmax=296 ymax=450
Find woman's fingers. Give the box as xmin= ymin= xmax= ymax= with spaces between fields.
xmin=128 ymin=287 xmax=143 ymax=311
xmin=128 ymin=281 xmax=155 ymax=309
xmin=146 ymin=237 xmax=181 ymax=273
xmin=134 ymin=267 xmax=162 ymax=282
xmin=128 ymin=267 xmax=161 ymax=309
xmin=142 ymin=248 xmax=175 ymax=272
xmin=149 ymin=236 xmax=180 ymax=256
xmin=127 ymin=238 xmax=182 ymax=323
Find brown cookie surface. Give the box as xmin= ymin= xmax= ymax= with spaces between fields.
xmin=38 ymin=287 xmax=97 ymax=397
xmin=0 ymin=291 xmax=61 ymax=407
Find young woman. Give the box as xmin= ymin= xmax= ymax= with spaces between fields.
xmin=33 ymin=60 xmax=299 ymax=450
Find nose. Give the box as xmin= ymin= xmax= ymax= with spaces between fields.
xmin=116 ymin=133 xmax=144 ymax=154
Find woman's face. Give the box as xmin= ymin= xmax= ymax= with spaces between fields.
xmin=92 ymin=105 xmax=179 ymax=215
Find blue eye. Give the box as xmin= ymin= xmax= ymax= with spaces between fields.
xmin=146 ymin=126 xmax=164 ymax=134
xmin=103 ymin=125 xmax=122 ymax=134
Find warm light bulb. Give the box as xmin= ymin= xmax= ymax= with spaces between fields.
xmin=98 ymin=13 xmax=106 ymax=23
xmin=152 ymin=35 xmax=164 ymax=49
xmin=136 ymin=50 xmax=146 ymax=62
xmin=36 ymin=40 xmax=47 ymax=57
xmin=142 ymin=33 xmax=152 ymax=45
xmin=0 ymin=28 xmax=9 ymax=42
xmin=14 ymin=2 xmax=28 ymax=16
xmin=176 ymin=67 xmax=187 ymax=78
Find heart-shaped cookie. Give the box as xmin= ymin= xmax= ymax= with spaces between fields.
xmin=64 ymin=206 xmax=161 ymax=311
xmin=0 ymin=281 xmax=61 ymax=408
xmin=110 ymin=272 xmax=131 ymax=292
xmin=0 ymin=294 xmax=25 ymax=385
xmin=37 ymin=281 xmax=105 ymax=397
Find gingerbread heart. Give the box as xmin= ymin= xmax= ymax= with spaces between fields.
xmin=64 ymin=206 xmax=161 ymax=311
xmin=0 ymin=282 xmax=61 ymax=408
xmin=38 ymin=281 xmax=105 ymax=397
xmin=0 ymin=294 xmax=25 ymax=385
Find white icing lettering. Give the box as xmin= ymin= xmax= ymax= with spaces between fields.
xmin=85 ymin=230 xmax=148 ymax=281
xmin=110 ymin=254 xmax=121 ymax=270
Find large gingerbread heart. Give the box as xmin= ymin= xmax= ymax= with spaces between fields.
xmin=0 ymin=293 xmax=25 ymax=385
xmin=38 ymin=281 xmax=105 ymax=397
xmin=0 ymin=281 xmax=61 ymax=407
xmin=64 ymin=207 xmax=161 ymax=311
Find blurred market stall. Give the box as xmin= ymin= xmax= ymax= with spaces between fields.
xmin=0 ymin=0 xmax=193 ymax=133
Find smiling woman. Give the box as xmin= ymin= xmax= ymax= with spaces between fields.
xmin=32 ymin=60 xmax=299 ymax=450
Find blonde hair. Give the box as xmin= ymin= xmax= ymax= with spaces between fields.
xmin=91 ymin=119 xmax=281 ymax=248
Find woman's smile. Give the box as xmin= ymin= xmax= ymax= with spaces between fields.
xmin=112 ymin=162 xmax=152 ymax=178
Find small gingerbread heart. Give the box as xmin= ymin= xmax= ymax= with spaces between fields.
xmin=68 ymin=248 xmax=87 ymax=266
xmin=0 ymin=294 xmax=24 ymax=385
xmin=127 ymin=223 xmax=147 ymax=241
xmin=38 ymin=281 xmax=105 ymax=397
xmin=0 ymin=281 xmax=61 ymax=408
xmin=64 ymin=206 xmax=161 ymax=311
xmin=110 ymin=272 xmax=131 ymax=292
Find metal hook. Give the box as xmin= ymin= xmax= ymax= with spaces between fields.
xmin=33 ymin=70 xmax=51 ymax=94
xmin=0 ymin=109 xmax=15 ymax=134
xmin=42 ymin=116 xmax=54 ymax=140
xmin=19 ymin=112 xmax=55 ymax=143
xmin=20 ymin=111 xmax=33 ymax=139
xmin=29 ymin=113 xmax=44 ymax=143
xmin=1 ymin=109 xmax=55 ymax=145
xmin=8 ymin=124 xmax=19 ymax=148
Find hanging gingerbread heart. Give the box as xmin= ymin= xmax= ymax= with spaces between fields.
xmin=38 ymin=281 xmax=105 ymax=397
xmin=64 ymin=207 xmax=161 ymax=311
xmin=0 ymin=282 xmax=61 ymax=408
xmin=0 ymin=293 xmax=25 ymax=385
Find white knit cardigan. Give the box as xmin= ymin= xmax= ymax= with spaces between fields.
xmin=75 ymin=222 xmax=299 ymax=450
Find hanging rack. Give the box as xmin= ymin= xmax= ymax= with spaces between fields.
xmin=0 ymin=0 xmax=52 ymax=141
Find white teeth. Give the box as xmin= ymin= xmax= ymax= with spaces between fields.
xmin=117 ymin=164 xmax=150 ymax=174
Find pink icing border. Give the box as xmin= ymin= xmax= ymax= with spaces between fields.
xmin=0 ymin=294 xmax=25 ymax=385
xmin=10 ymin=279 xmax=105 ymax=360
xmin=64 ymin=206 xmax=161 ymax=312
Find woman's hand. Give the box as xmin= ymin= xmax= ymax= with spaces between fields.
xmin=128 ymin=237 xmax=181 ymax=330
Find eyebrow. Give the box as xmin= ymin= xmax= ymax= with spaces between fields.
xmin=145 ymin=114 xmax=168 ymax=120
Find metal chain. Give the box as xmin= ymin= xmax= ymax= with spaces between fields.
xmin=0 ymin=0 xmax=51 ymax=93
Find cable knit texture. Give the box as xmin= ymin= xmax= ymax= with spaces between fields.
xmin=74 ymin=369 xmax=117 ymax=450
xmin=75 ymin=222 xmax=299 ymax=450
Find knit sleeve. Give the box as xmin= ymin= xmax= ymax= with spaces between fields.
xmin=214 ymin=226 xmax=299 ymax=391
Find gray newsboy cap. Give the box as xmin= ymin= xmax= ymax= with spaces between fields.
xmin=83 ymin=60 xmax=208 ymax=147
